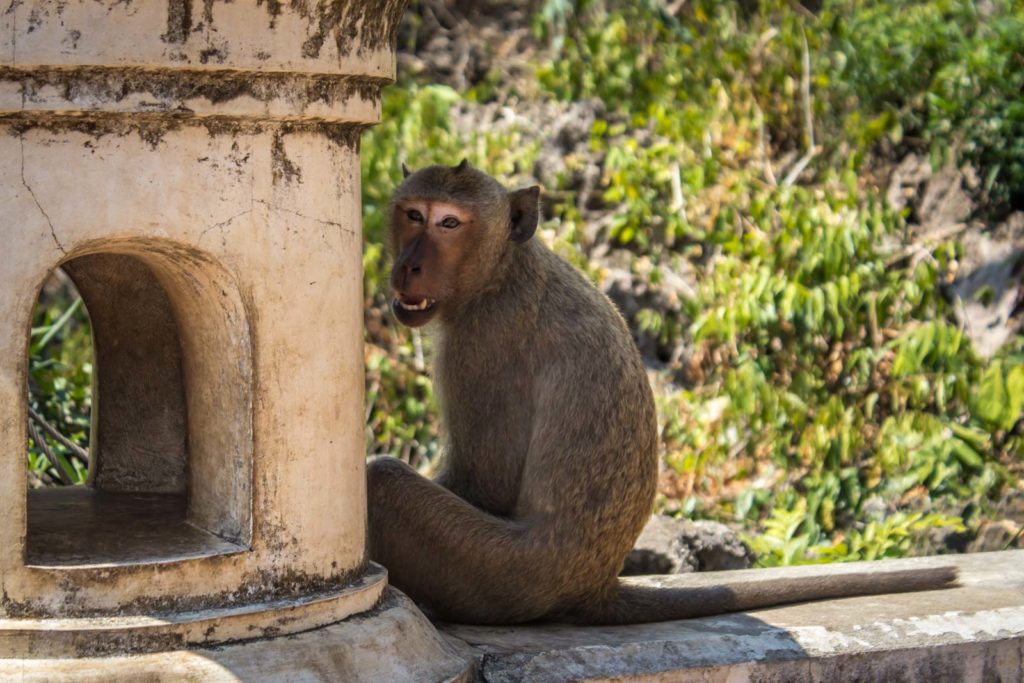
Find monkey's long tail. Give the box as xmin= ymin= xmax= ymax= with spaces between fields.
xmin=574 ymin=560 xmax=959 ymax=625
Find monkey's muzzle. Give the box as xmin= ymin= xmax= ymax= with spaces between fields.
xmin=391 ymin=293 xmax=438 ymax=327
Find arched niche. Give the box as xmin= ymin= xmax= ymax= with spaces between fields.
xmin=26 ymin=242 xmax=254 ymax=566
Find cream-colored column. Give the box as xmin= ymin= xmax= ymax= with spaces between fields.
xmin=0 ymin=0 xmax=405 ymax=645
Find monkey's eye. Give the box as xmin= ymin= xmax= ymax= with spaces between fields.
xmin=406 ymin=209 xmax=424 ymax=223
xmin=440 ymin=216 xmax=461 ymax=230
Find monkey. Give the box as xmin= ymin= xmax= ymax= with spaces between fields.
xmin=365 ymin=160 xmax=958 ymax=626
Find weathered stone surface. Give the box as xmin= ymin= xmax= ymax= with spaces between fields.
xmin=622 ymin=514 xmax=754 ymax=575
xmin=0 ymin=589 xmax=473 ymax=682
xmin=442 ymin=551 xmax=1024 ymax=682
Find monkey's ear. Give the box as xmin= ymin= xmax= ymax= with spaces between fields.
xmin=401 ymin=162 xmax=412 ymax=178
xmin=453 ymin=158 xmax=470 ymax=172
xmin=509 ymin=186 xmax=541 ymax=244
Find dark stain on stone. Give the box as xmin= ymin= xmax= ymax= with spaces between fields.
xmin=64 ymin=29 xmax=81 ymax=50
xmin=300 ymin=0 xmax=342 ymax=59
xmin=162 ymin=0 xmax=192 ymax=44
xmin=199 ymin=47 xmax=226 ymax=64
xmin=3 ymin=550 xmax=369 ymax=623
xmin=293 ymin=0 xmax=409 ymax=59
xmin=74 ymin=631 xmax=188 ymax=658
xmin=26 ymin=7 xmax=41 ymax=33
xmin=256 ymin=0 xmax=283 ymax=28
xmin=321 ymin=123 xmax=364 ymax=150
xmin=1 ymin=111 xmax=368 ymax=151
xmin=271 ymin=128 xmax=302 ymax=185
xmin=1 ymin=65 xmax=387 ymax=110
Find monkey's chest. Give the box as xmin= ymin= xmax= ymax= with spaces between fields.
xmin=438 ymin=366 xmax=533 ymax=516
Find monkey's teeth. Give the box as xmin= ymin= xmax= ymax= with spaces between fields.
xmin=397 ymin=298 xmax=435 ymax=311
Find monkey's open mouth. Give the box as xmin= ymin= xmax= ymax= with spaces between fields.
xmin=391 ymin=294 xmax=439 ymax=327
xmin=395 ymin=294 xmax=436 ymax=312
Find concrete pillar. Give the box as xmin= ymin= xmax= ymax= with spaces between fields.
xmin=0 ymin=6 xmax=471 ymax=677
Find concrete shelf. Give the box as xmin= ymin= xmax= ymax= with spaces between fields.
xmin=26 ymin=488 xmax=245 ymax=568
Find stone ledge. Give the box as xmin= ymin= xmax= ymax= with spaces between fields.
xmin=441 ymin=550 xmax=1024 ymax=682
xmin=0 ymin=589 xmax=472 ymax=682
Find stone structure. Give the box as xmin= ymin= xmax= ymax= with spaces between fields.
xmin=0 ymin=1 xmax=467 ymax=678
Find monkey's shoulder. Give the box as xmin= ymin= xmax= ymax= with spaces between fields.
xmin=534 ymin=247 xmax=639 ymax=364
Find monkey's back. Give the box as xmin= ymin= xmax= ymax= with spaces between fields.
xmin=436 ymin=240 xmax=659 ymax=598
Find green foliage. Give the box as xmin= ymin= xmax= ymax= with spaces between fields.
xmin=528 ymin=0 xmax=1023 ymax=562
xmin=745 ymin=499 xmax=965 ymax=567
xmin=28 ymin=279 xmax=92 ymax=485
xmin=538 ymin=0 xmax=1024 ymax=215
xmin=972 ymin=360 xmax=1024 ymax=432
xmin=365 ymin=340 xmax=440 ymax=468
xmin=823 ymin=0 xmax=1024 ymax=209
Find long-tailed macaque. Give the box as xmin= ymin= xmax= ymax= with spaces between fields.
xmin=366 ymin=161 xmax=957 ymax=625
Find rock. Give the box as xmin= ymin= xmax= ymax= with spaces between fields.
xmin=598 ymin=251 xmax=697 ymax=365
xmin=886 ymin=154 xmax=1022 ymax=358
xmin=884 ymin=154 xmax=975 ymax=229
xmin=886 ymin=154 xmax=933 ymax=215
xmin=620 ymin=515 xmax=754 ymax=576
xmin=949 ymin=211 xmax=1024 ymax=358
xmin=968 ymin=520 xmax=1023 ymax=553
xmin=917 ymin=164 xmax=975 ymax=229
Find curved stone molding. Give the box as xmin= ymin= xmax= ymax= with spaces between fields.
xmin=0 ymin=563 xmax=387 ymax=656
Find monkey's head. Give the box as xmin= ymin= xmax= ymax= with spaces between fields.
xmin=387 ymin=160 xmax=540 ymax=327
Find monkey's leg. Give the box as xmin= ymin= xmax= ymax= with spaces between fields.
xmin=366 ymin=457 xmax=563 ymax=625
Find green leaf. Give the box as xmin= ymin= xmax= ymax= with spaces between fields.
xmin=1005 ymin=364 xmax=1024 ymax=430
xmin=973 ymin=361 xmax=1009 ymax=428
xmin=949 ymin=438 xmax=983 ymax=470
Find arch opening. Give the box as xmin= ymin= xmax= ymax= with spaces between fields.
xmin=25 ymin=247 xmax=254 ymax=567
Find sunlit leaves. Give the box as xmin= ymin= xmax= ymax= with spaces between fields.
xmin=28 ymin=283 xmax=92 ymax=486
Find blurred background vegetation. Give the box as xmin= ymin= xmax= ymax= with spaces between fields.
xmin=31 ymin=0 xmax=1023 ymax=565
xmin=28 ymin=272 xmax=91 ymax=487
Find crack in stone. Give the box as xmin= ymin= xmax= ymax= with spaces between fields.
xmin=197 ymin=208 xmax=254 ymax=246
xmin=197 ymin=143 xmax=257 ymax=248
xmin=254 ymin=199 xmax=354 ymax=236
xmin=20 ymin=135 xmax=66 ymax=255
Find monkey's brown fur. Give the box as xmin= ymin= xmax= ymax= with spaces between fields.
xmin=367 ymin=162 xmax=957 ymax=625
